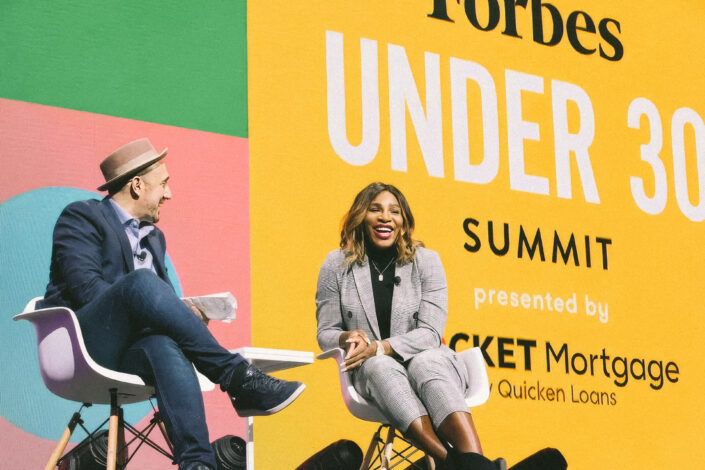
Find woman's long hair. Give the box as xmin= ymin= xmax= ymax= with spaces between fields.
xmin=340 ymin=182 xmax=422 ymax=265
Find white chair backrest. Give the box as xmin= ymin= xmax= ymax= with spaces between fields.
xmin=457 ymin=347 xmax=491 ymax=407
xmin=15 ymin=297 xmax=215 ymax=403
xmin=22 ymin=303 xmax=90 ymax=389
xmin=14 ymin=299 xmax=153 ymax=404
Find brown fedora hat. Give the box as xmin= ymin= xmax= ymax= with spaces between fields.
xmin=97 ymin=138 xmax=168 ymax=191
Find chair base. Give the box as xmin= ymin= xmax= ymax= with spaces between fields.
xmin=360 ymin=424 xmax=435 ymax=470
xmin=47 ymin=391 xmax=174 ymax=470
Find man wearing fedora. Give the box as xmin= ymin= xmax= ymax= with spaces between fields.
xmin=38 ymin=138 xmax=305 ymax=470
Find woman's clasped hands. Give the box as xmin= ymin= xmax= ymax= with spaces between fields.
xmin=339 ymin=329 xmax=382 ymax=372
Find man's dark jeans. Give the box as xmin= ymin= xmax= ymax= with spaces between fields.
xmin=76 ymin=269 xmax=246 ymax=469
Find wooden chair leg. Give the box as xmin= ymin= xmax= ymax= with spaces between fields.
xmin=360 ymin=426 xmax=383 ymax=470
xmin=154 ymin=411 xmax=175 ymax=455
xmin=44 ymin=412 xmax=82 ymax=470
xmin=117 ymin=408 xmax=127 ymax=467
xmin=380 ymin=426 xmax=397 ymax=470
xmin=106 ymin=389 xmax=119 ymax=470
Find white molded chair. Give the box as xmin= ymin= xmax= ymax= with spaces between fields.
xmin=14 ymin=297 xmax=215 ymax=470
xmin=318 ymin=347 xmax=491 ymax=470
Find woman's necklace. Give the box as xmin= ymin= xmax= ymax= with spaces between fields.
xmin=370 ymin=257 xmax=395 ymax=281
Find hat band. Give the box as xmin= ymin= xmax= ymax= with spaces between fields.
xmin=108 ymin=150 xmax=160 ymax=181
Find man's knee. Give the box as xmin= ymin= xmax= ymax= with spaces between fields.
xmin=112 ymin=270 xmax=164 ymax=300
xmin=116 ymin=270 xmax=176 ymax=311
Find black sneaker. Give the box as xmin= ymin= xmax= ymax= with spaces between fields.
xmin=228 ymin=364 xmax=305 ymax=417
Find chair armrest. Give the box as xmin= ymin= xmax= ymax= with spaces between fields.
xmin=13 ymin=298 xmax=55 ymax=321
xmin=21 ymin=297 xmax=44 ymax=313
xmin=316 ymin=348 xmax=345 ymax=363
xmin=14 ymin=306 xmax=74 ymax=323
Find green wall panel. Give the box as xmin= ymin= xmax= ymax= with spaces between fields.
xmin=0 ymin=0 xmax=247 ymax=137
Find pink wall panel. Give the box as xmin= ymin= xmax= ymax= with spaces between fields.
xmin=0 ymin=98 xmax=251 ymax=468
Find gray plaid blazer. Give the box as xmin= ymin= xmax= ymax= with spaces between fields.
xmin=315 ymin=247 xmax=448 ymax=362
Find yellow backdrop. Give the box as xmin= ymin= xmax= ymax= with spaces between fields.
xmin=248 ymin=1 xmax=705 ymax=467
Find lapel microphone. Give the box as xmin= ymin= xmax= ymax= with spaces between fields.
xmin=135 ymin=251 xmax=147 ymax=262
xmin=393 ymin=276 xmax=401 ymax=286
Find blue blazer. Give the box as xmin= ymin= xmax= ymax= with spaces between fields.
xmin=39 ymin=198 xmax=172 ymax=310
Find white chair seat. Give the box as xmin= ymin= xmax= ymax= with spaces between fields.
xmin=317 ymin=346 xmax=491 ymax=423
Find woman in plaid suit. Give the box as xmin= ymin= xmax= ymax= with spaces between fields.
xmin=316 ymin=182 xmax=504 ymax=470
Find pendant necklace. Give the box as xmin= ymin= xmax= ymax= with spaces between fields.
xmin=370 ymin=257 xmax=395 ymax=281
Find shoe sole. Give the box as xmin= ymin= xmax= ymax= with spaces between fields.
xmin=235 ymin=383 xmax=306 ymax=417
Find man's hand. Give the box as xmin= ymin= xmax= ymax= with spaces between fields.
xmin=183 ymin=299 xmax=209 ymax=326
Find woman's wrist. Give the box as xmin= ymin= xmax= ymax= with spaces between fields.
xmin=338 ymin=331 xmax=350 ymax=348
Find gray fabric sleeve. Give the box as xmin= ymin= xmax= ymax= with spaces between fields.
xmin=315 ymin=250 xmax=346 ymax=351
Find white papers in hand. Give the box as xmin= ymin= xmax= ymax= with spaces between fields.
xmin=182 ymin=292 xmax=237 ymax=323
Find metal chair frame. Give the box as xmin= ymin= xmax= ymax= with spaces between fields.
xmin=53 ymin=397 xmax=175 ymax=470
xmin=361 ymin=424 xmax=431 ymax=470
